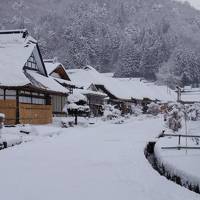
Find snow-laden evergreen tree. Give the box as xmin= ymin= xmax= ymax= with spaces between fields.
xmin=63 ymin=93 xmax=90 ymax=125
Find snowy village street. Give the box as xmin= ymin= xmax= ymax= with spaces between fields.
xmin=0 ymin=116 xmax=199 ymax=200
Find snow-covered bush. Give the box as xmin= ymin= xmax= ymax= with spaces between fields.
xmin=166 ymin=104 xmax=183 ymax=132
xmin=186 ymin=103 xmax=200 ymax=121
xmin=63 ymin=93 xmax=90 ymax=125
xmin=147 ymin=102 xmax=160 ymax=116
xmin=102 ymin=104 xmax=121 ymax=120
xmin=131 ymin=104 xmax=142 ymax=116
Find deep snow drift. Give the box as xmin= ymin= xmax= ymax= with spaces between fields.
xmin=0 ymin=116 xmax=199 ymax=200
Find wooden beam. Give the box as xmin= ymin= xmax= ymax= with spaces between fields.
xmin=16 ymin=90 xmax=20 ymax=124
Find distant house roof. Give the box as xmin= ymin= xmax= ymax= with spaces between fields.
xmin=180 ymin=87 xmax=200 ymax=103
xmin=66 ymin=66 xmax=103 ymax=88
xmin=44 ymin=59 xmax=64 ymax=75
xmin=66 ymin=66 xmax=176 ymax=102
xmin=0 ymin=29 xmax=68 ymax=94
xmin=27 ymin=70 xmax=69 ymax=94
xmin=117 ymin=78 xmax=177 ymax=102
xmin=44 ymin=59 xmax=75 ymax=88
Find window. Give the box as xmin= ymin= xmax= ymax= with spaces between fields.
xmin=19 ymin=91 xmax=46 ymax=105
xmin=52 ymin=95 xmax=67 ymax=113
xmin=24 ymin=53 xmax=39 ymax=71
xmin=19 ymin=96 xmax=31 ymax=104
xmin=0 ymin=89 xmax=4 ymax=99
xmin=5 ymin=90 xmax=16 ymax=100
xmin=32 ymin=98 xmax=45 ymax=105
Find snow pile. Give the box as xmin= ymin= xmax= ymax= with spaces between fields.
xmin=0 ymin=134 xmax=22 ymax=147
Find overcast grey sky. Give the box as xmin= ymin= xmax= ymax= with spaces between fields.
xmin=177 ymin=0 xmax=200 ymax=10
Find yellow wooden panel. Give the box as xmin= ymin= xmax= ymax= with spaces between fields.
xmin=0 ymin=100 xmax=16 ymax=125
xmin=19 ymin=103 xmax=52 ymax=124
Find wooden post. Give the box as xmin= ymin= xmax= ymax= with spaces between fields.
xmin=16 ymin=90 xmax=20 ymax=124
xmin=176 ymin=86 xmax=181 ymax=102
xmin=75 ymin=111 xmax=78 ymax=125
xmin=178 ymin=135 xmax=181 ymax=145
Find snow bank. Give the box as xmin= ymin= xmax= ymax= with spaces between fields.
xmin=154 ymin=134 xmax=200 ymax=190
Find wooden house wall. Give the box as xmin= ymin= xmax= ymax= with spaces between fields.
xmin=0 ymin=100 xmax=53 ymax=125
xmin=0 ymin=88 xmax=54 ymax=125
xmin=0 ymin=100 xmax=17 ymax=124
xmin=19 ymin=103 xmax=52 ymax=124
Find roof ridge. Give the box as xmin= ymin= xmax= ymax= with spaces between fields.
xmin=0 ymin=29 xmax=28 ymax=38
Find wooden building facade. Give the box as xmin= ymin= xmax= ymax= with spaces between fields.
xmin=0 ymin=30 xmax=68 ymax=124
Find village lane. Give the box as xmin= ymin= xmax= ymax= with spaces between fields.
xmin=0 ymin=117 xmax=198 ymax=200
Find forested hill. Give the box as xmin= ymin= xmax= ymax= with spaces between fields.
xmin=1 ymin=0 xmax=200 ymax=88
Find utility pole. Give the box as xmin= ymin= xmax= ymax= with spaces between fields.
xmin=176 ymin=85 xmax=181 ymax=102
xmin=184 ymin=106 xmax=188 ymax=155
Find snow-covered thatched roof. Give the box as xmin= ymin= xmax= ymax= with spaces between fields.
xmin=66 ymin=66 xmax=176 ymax=102
xmin=66 ymin=66 xmax=128 ymax=99
xmin=73 ymin=88 xmax=107 ymax=98
xmin=0 ymin=29 xmax=68 ymax=94
xmin=66 ymin=66 xmax=102 ymax=88
xmin=44 ymin=59 xmax=75 ymax=88
xmin=0 ymin=29 xmax=36 ymax=86
xmin=26 ymin=70 xmax=68 ymax=94
xmin=44 ymin=60 xmax=64 ymax=76
xmin=117 ymin=78 xmax=177 ymax=102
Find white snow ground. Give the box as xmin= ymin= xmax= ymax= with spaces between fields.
xmin=0 ymin=116 xmax=199 ymax=200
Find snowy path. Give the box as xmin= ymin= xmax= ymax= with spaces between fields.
xmin=0 ymin=117 xmax=199 ymax=200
